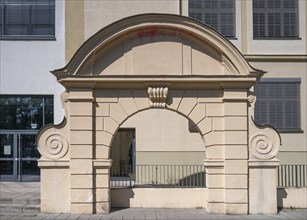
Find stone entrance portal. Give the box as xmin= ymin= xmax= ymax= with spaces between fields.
xmin=37 ymin=14 xmax=281 ymax=215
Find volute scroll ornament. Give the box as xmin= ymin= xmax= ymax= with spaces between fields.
xmin=148 ymin=87 xmax=168 ymax=108
xmin=249 ymin=119 xmax=281 ymax=160
xmin=37 ymin=119 xmax=69 ymax=160
xmin=249 ymin=132 xmax=279 ymax=160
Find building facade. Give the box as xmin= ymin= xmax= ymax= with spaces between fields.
xmin=0 ymin=0 xmax=306 ymax=215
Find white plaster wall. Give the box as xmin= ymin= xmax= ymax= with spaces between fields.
xmin=277 ymin=188 xmax=307 ymax=208
xmin=111 ymin=188 xmax=207 ymax=208
xmin=121 ymin=109 xmax=205 ymax=165
xmin=121 ymin=109 xmax=204 ymax=152
xmin=246 ymin=0 xmax=307 ymax=55
xmin=84 ymin=0 xmax=180 ymax=40
xmin=0 ymin=1 xmax=65 ymax=124
xmin=111 ymin=188 xmax=307 ymax=210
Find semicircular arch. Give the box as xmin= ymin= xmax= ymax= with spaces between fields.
xmin=53 ymin=14 xmax=263 ymax=79
xmin=96 ymin=89 xmax=213 ymax=159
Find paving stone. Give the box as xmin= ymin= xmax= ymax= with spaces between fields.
xmin=89 ymin=215 xmax=104 ymax=220
xmin=56 ymin=214 xmax=71 ymax=219
xmin=99 ymin=214 xmax=113 ymax=220
xmin=66 ymin=214 xmax=81 ymax=220
xmin=44 ymin=214 xmax=61 ymax=219
xmin=110 ymin=215 xmax=124 ymax=220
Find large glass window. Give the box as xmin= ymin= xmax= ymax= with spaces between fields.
xmin=0 ymin=0 xmax=55 ymax=39
xmin=189 ymin=0 xmax=236 ymax=37
xmin=254 ymin=78 xmax=301 ymax=132
xmin=0 ymin=95 xmax=54 ymax=130
xmin=253 ymin=0 xmax=299 ymax=38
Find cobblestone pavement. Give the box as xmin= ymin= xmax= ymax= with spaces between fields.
xmin=1 ymin=208 xmax=307 ymax=220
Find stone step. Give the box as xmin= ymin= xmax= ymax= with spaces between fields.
xmin=23 ymin=204 xmax=41 ymax=214
xmin=0 ymin=197 xmax=40 ymax=205
xmin=0 ymin=203 xmax=40 ymax=214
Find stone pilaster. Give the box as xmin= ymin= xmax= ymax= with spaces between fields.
xmin=93 ymin=159 xmax=112 ymax=213
xmin=204 ymin=159 xmax=225 ymax=213
xmin=247 ymin=92 xmax=281 ymax=214
xmin=249 ymin=159 xmax=279 ymax=214
xmin=68 ymin=88 xmax=95 ymax=214
xmin=223 ymin=89 xmax=249 ymax=214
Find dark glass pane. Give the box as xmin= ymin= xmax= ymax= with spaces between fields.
xmin=284 ymin=13 xmax=297 ymax=37
xmin=195 ymin=0 xmax=201 ymax=9
xmin=284 ymin=0 xmax=296 ymax=9
xmin=3 ymin=0 xmax=55 ymax=37
xmin=221 ymin=0 xmax=234 ymax=9
xmin=195 ymin=13 xmax=202 ymax=21
xmin=21 ymin=161 xmax=40 ymax=175
xmin=31 ymin=4 xmax=54 ymax=35
xmin=21 ymin=134 xmax=39 ymax=158
xmin=4 ymin=4 xmax=30 ymax=35
xmin=189 ymin=0 xmax=235 ymax=37
xmin=0 ymin=161 xmax=13 ymax=175
xmin=253 ymin=0 xmax=298 ymax=38
xmin=0 ymin=134 xmax=14 ymax=158
xmin=253 ymin=0 xmax=265 ymax=9
xmin=221 ymin=12 xmax=234 ymax=36
xmin=254 ymin=80 xmax=301 ymax=131
xmin=189 ymin=0 xmax=196 ymax=9
xmin=0 ymin=4 xmax=3 ymax=36
xmin=253 ymin=13 xmax=265 ymax=37
xmin=0 ymin=96 xmax=53 ymax=130
xmin=204 ymin=0 xmax=214 ymax=9
xmin=268 ymin=0 xmax=280 ymax=8
xmin=5 ymin=0 xmax=53 ymax=3
xmin=44 ymin=97 xmax=54 ymax=125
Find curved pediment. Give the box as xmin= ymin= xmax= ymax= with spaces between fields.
xmin=52 ymin=14 xmax=263 ymax=79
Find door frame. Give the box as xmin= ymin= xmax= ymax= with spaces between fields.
xmin=0 ymin=130 xmax=39 ymax=182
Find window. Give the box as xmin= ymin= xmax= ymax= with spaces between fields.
xmin=0 ymin=0 xmax=55 ymax=39
xmin=189 ymin=0 xmax=236 ymax=37
xmin=254 ymin=78 xmax=301 ymax=132
xmin=0 ymin=95 xmax=54 ymax=130
xmin=253 ymin=0 xmax=299 ymax=38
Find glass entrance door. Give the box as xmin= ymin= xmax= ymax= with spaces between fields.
xmin=0 ymin=134 xmax=15 ymax=180
xmin=0 ymin=132 xmax=39 ymax=181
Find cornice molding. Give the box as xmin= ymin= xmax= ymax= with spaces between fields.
xmin=58 ymin=75 xmax=259 ymax=90
xmin=244 ymin=54 xmax=307 ymax=62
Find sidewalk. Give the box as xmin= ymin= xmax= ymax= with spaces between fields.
xmin=1 ymin=182 xmax=307 ymax=220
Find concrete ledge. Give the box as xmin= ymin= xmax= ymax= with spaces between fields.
xmin=38 ymin=160 xmax=70 ymax=168
xmin=111 ymin=188 xmax=207 ymax=208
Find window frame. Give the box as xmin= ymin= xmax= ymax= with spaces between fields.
xmin=253 ymin=0 xmax=300 ymax=39
xmin=254 ymin=78 xmax=302 ymax=133
xmin=0 ymin=0 xmax=56 ymax=40
xmin=0 ymin=95 xmax=54 ymax=130
xmin=188 ymin=0 xmax=236 ymax=38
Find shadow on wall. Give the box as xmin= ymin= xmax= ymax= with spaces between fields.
xmin=111 ymin=188 xmax=135 ymax=208
xmin=178 ymin=172 xmax=206 ymax=187
xmin=277 ymin=188 xmax=288 ymax=213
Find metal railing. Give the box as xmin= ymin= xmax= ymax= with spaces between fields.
xmin=110 ymin=164 xmax=307 ymax=188
xmin=110 ymin=165 xmax=205 ymax=188
xmin=277 ymin=165 xmax=307 ymax=187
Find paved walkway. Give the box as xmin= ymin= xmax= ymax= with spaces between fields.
xmin=0 ymin=182 xmax=40 ymax=203
xmin=1 ymin=208 xmax=307 ymax=220
xmin=1 ymin=182 xmax=307 ymax=220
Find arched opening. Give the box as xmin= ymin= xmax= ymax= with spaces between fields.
xmin=37 ymin=14 xmax=280 ymax=215
xmin=109 ymin=108 xmax=206 ymax=208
